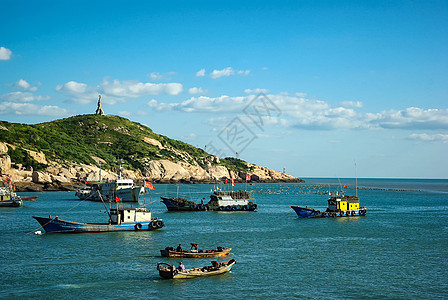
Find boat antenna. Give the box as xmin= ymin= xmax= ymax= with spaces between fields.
xmin=354 ymin=160 xmax=358 ymax=197
xmin=336 ymin=176 xmax=343 ymax=194
xmin=116 ymin=158 xmax=124 ymax=180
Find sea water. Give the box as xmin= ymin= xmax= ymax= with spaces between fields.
xmin=1 ymin=179 xmax=447 ymax=299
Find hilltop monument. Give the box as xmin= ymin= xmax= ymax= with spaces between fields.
xmin=95 ymin=95 xmax=105 ymax=115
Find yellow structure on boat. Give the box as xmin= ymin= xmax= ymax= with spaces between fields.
xmin=327 ymin=194 xmax=360 ymax=212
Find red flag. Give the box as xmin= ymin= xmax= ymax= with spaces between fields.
xmin=246 ymin=175 xmax=251 ymax=181
xmin=115 ymin=196 xmax=120 ymax=202
xmin=145 ymin=181 xmax=155 ymax=190
xmin=343 ymin=185 xmax=348 ymax=188
xmin=232 ymin=178 xmax=235 ymax=186
xmin=225 ymin=178 xmax=228 ymax=184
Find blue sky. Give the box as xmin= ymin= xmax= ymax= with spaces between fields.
xmin=1 ymin=0 xmax=447 ymax=178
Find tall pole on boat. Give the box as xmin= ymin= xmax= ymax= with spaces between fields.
xmin=97 ymin=191 xmax=112 ymax=222
xmin=355 ymin=160 xmax=358 ymax=197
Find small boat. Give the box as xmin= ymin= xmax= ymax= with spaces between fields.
xmin=291 ymin=191 xmax=367 ymax=218
xmin=161 ymin=189 xmax=257 ymax=212
xmin=157 ymin=259 xmax=236 ymax=279
xmin=161 ymin=244 xmax=232 ymax=258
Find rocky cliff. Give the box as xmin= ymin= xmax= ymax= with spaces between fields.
xmin=0 ymin=115 xmax=303 ymax=191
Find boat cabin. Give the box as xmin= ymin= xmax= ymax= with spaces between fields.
xmin=109 ymin=208 xmax=152 ymax=224
xmin=327 ymin=195 xmax=360 ymax=212
xmin=210 ymin=190 xmax=251 ymax=206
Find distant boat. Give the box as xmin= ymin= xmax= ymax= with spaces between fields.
xmin=157 ymin=259 xmax=236 ymax=279
xmin=291 ymin=191 xmax=367 ymax=218
xmin=1 ymin=177 xmax=38 ymax=207
xmin=161 ymin=245 xmax=232 ymax=258
xmin=75 ymin=160 xmax=143 ymax=202
xmin=33 ymin=192 xmax=164 ymax=233
xmin=161 ymin=189 xmax=257 ymax=212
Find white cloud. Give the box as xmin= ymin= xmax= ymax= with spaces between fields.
xmin=196 ymin=69 xmax=206 ymax=77
xmin=13 ymin=79 xmax=38 ymax=92
xmin=206 ymin=67 xmax=251 ymax=79
xmin=244 ymin=88 xmax=269 ymax=94
xmin=56 ymin=78 xmax=183 ymax=105
xmin=237 ymin=70 xmax=250 ymax=76
xmin=0 ymin=47 xmax=12 ymax=60
xmin=149 ymin=72 xmax=163 ymax=80
xmin=147 ymin=92 xmax=448 ymax=131
xmin=367 ymin=107 xmax=448 ymax=130
xmin=0 ymin=92 xmax=50 ymax=102
xmin=101 ymin=78 xmax=182 ymax=97
xmin=188 ymin=87 xmax=207 ymax=94
xmin=341 ymin=101 xmax=363 ymax=108
xmin=210 ymin=67 xmax=235 ymax=79
xmin=408 ymin=133 xmax=448 ymax=143
xmin=0 ymin=102 xmax=69 ymax=116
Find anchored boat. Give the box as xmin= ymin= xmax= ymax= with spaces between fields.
xmin=161 ymin=189 xmax=257 ymax=211
xmin=161 ymin=245 xmax=232 ymax=258
xmin=291 ymin=190 xmax=367 ymax=218
xmin=157 ymin=259 xmax=236 ymax=279
xmin=33 ymin=192 xmax=164 ymax=233
xmin=75 ymin=160 xmax=143 ymax=203
xmin=1 ymin=177 xmax=38 ymax=207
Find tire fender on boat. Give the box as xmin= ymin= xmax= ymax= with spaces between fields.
xmin=135 ymin=223 xmax=142 ymax=230
xmin=156 ymin=220 xmax=164 ymax=228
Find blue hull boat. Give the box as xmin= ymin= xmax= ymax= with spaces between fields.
xmin=33 ymin=207 xmax=164 ymax=233
xmin=290 ymin=206 xmax=366 ymax=218
xmin=291 ymin=191 xmax=367 ymax=218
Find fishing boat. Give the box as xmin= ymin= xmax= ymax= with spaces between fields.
xmin=0 ymin=177 xmax=37 ymax=207
xmin=161 ymin=190 xmax=257 ymax=211
xmin=157 ymin=259 xmax=236 ymax=279
xmin=290 ymin=190 xmax=367 ymax=218
xmin=161 ymin=244 xmax=232 ymax=258
xmin=33 ymin=191 xmax=164 ymax=233
xmin=75 ymin=160 xmax=143 ymax=202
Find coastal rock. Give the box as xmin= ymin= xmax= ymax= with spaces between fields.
xmin=0 ymin=142 xmax=8 ymax=155
xmin=146 ymin=160 xmax=190 ymax=181
xmin=207 ymin=165 xmax=230 ymax=180
xmin=0 ymin=155 xmax=11 ymax=174
xmin=32 ymin=171 xmax=52 ymax=184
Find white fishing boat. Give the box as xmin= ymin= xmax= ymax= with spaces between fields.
xmin=75 ymin=160 xmax=143 ymax=202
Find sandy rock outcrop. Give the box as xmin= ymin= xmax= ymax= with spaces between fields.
xmin=32 ymin=171 xmax=52 ymax=184
xmin=146 ymin=159 xmax=190 ymax=182
xmin=0 ymin=142 xmax=8 ymax=155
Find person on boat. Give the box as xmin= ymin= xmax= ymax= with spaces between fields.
xmin=178 ymin=262 xmax=187 ymax=273
xmin=176 ymin=244 xmax=182 ymax=252
xmin=190 ymin=243 xmax=198 ymax=252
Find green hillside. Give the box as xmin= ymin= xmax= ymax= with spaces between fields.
xmin=0 ymin=114 xmax=249 ymax=173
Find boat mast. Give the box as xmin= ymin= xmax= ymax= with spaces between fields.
xmin=355 ymin=160 xmax=358 ymax=197
xmin=97 ymin=191 xmax=112 ymax=222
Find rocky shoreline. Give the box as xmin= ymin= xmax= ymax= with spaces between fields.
xmin=1 ymin=142 xmax=304 ymax=192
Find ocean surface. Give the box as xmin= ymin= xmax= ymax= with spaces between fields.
xmin=1 ymin=178 xmax=447 ymax=299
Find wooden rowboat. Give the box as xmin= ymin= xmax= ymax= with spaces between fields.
xmin=157 ymin=259 xmax=236 ymax=279
xmin=160 ymin=246 xmax=231 ymax=258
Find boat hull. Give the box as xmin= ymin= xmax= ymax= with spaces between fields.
xmin=0 ymin=199 xmax=23 ymax=207
xmin=160 ymin=247 xmax=232 ymax=258
xmin=290 ymin=206 xmax=367 ymax=218
xmin=161 ymin=197 xmax=256 ymax=212
xmin=157 ymin=259 xmax=236 ymax=279
xmin=32 ymin=216 xmax=164 ymax=233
